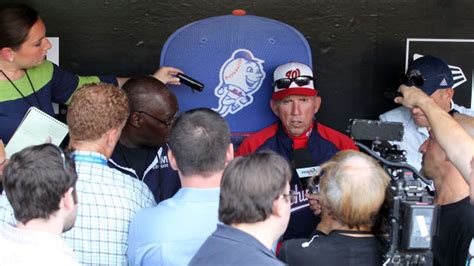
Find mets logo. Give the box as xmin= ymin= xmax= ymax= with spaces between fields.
xmin=213 ymin=49 xmax=265 ymax=117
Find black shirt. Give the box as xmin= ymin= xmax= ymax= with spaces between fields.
xmin=433 ymin=197 xmax=474 ymax=266
xmin=278 ymin=230 xmax=383 ymax=266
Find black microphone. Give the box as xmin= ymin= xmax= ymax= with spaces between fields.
xmin=177 ymin=73 xmax=204 ymax=92
xmin=291 ymin=148 xmax=320 ymax=191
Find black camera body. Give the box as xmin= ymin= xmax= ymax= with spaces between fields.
xmin=348 ymin=119 xmax=439 ymax=266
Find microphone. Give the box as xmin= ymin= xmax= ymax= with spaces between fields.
xmin=177 ymin=73 xmax=204 ymax=92
xmin=291 ymin=148 xmax=320 ymax=190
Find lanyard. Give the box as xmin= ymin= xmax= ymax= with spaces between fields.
xmin=0 ymin=69 xmax=44 ymax=110
xmin=73 ymin=154 xmax=108 ymax=166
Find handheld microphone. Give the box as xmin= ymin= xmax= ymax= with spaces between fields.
xmin=291 ymin=148 xmax=320 ymax=190
xmin=177 ymin=73 xmax=204 ymax=92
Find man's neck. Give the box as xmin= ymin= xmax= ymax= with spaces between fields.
xmin=70 ymin=140 xmax=109 ymax=159
xmin=180 ymin=170 xmax=223 ymax=188
xmin=16 ymin=218 xmax=63 ymax=236
xmin=318 ymin=214 xmax=371 ymax=236
xmin=232 ymin=221 xmax=276 ymax=250
xmin=284 ymin=122 xmax=314 ymax=150
xmin=119 ymin=126 xmax=140 ymax=148
xmin=433 ymin=169 xmax=470 ymax=205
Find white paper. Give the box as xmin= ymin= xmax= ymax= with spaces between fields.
xmin=5 ymin=107 xmax=68 ymax=158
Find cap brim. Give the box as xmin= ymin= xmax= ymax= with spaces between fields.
xmin=272 ymin=88 xmax=317 ymax=100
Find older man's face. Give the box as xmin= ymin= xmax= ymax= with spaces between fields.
xmin=271 ymin=95 xmax=321 ymax=137
xmin=412 ymin=88 xmax=453 ymax=127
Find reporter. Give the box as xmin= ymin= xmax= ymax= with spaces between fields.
xmin=0 ymin=3 xmax=181 ymax=143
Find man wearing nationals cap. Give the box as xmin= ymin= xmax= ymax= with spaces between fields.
xmin=235 ymin=61 xmax=357 ymax=241
xmin=380 ymin=55 xmax=474 ymax=171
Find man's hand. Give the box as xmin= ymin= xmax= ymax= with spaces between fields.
xmin=153 ymin=66 xmax=182 ymax=85
xmin=394 ymin=85 xmax=431 ymax=109
xmin=306 ymin=192 xmax=322 ymax=216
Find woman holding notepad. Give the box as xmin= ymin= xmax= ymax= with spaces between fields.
xmin=0 ymin=3 xmax=182 ymax=143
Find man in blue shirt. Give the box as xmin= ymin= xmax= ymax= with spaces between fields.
xmin=127 ymin=108 xmax=234 ymax=266
xmin=190 ymin=151 xmax=292 ymax=266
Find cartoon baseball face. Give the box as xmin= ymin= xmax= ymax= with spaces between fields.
xmin=213 ymin=49 xmax=266 ymax=117
xmin=244 ymin=61 xmax=264 ymax=90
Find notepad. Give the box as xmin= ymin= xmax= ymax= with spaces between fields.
xmin=5 ymin=107 xmax=69 ymax=158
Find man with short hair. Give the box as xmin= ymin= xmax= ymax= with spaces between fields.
xmin=396 ymin=85 xmax=474 ymax=266
xmin=127 ymin=108 xmax=233 ymax=266
xmin=416 ymin=114 xmax=474 ymax=266
xmin=62 ymin=83 xmax=156 ymax=265
xmin=380 ymin=55 xmax=474 ymax=170
xmin=0 ymin=144 xmax=79 ymax=265
xmin=236 ymin=61 xmax=357 ymax=239
xmin=278 ymin=150 xmax=389 ymax=266
xmin=190 ymin=151 xmax=292 ymax=266
xmin=109 ymin=76 xmax=181 ymax=202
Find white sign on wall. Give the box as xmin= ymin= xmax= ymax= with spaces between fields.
xmin=47 ymin=37 xmax=59 ymax=113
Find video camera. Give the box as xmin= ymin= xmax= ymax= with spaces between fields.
xmin=348 ymin=119 xmax=439 ymax=266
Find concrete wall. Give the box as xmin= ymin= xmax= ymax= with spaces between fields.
xmin=15 ymin=0 xmax=474 ymax=132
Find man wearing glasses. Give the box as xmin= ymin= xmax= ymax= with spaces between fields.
xmin=236 ymin=62 xmax=357 ymax=240
xmin=0 ymin=144 xmax=79 ymax=265
xmin=109 ymin=76 xmax=181 ymax=203
xmin=190 ymin=151 xmax=292 ymax=266
xmin=380 ymin=55 xmax=474 ymax=171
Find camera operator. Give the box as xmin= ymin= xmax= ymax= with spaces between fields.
xmin=278 ymin=150 xmax=389 ymax=266
xmin=396 ymin=85 xmax=474 ymax=266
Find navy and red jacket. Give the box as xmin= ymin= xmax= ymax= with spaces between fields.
xmin=235 ymin=121 xmax=358 ymax=240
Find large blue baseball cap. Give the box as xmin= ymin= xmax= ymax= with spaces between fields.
xmin=160 ymin=10 xmax=312 ymax=133
xmin=406 ymin=55 xmax=453 ymax=95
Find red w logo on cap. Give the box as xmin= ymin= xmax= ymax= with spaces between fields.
xmin=285 ymin=69 xmax=301 ymax=79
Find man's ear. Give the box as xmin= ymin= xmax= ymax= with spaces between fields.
xmin=129 ymin=112 xmax=142 ymax=128
xmin=313 ymin=96 xmax=322 ymax=114
xmin=168 ymin=149 xmax=178 ymax=171
xmin=105 ymin=126 xmax=122 ymax=148
xmin=225 ymin=143 xmax=234 ymax=164
xmin=444 ymin=88 xmax=454 ymax=101
xmin=0 ymin=47 xmax=14 ymax=62
xmin=61 ymin=187 xmax=76 ymax=211
xmin=272 ymin=197 xmax=284 ymax=218
xmin=270 ymin=99 xmax=279 ymax=116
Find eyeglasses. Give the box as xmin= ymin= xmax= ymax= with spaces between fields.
xmin=273 ymin=75 xmax=313 ymax=90
xmin=402 ymin=69 xmax=425 ymax=87
xmin=47 ymin=144 xmax=66 ymax=170
xmin=281 ymin=190 xmax=298 ymax=204
xmin=137 ymin=111 xmax=177 ymax=127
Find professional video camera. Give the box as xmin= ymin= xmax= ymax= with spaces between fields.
xmin=348 ymin=119 xmax=439 ymax=266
